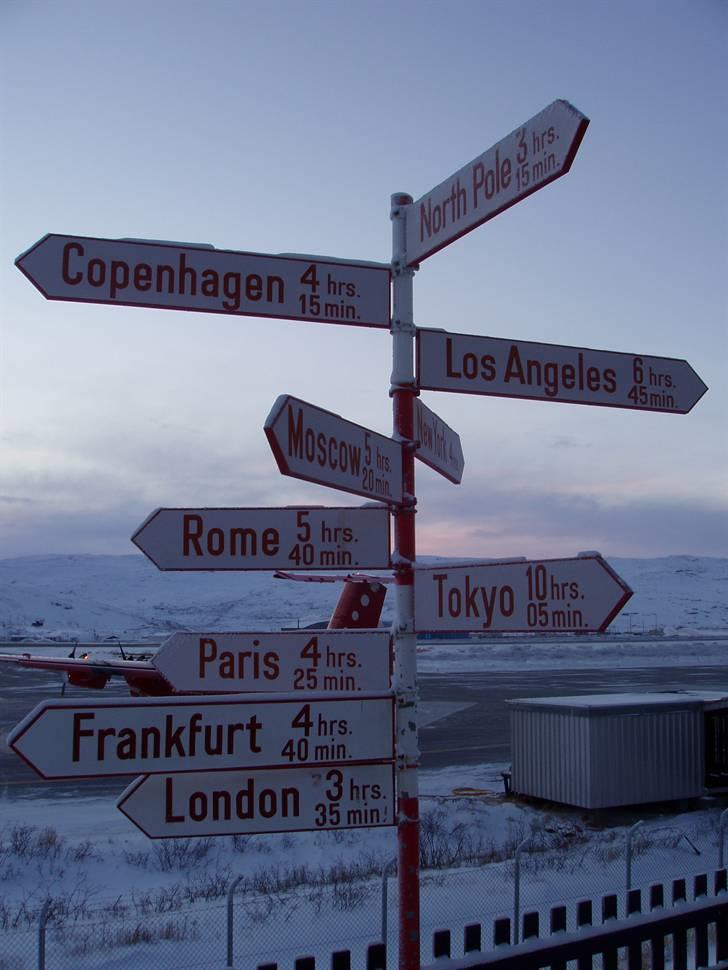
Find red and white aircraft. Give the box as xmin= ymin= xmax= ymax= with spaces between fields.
xmin=0 ymin=573 xmax=390 ymax=696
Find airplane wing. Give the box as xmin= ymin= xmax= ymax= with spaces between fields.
xmin=0 ymin=653 xmax=171 ymax=696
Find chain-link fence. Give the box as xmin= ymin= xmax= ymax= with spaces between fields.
xmin=2 ymin=803 xmax=728 ymax=969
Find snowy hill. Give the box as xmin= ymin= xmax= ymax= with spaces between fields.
xmin=0 ymin=553 xmax=726 ymax=641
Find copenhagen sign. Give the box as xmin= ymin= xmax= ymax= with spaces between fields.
xmin=414 ymin=553 xmax=632 ymax=633
xmin=131 ymin=506 xmax=391 ymax=571
xmin=265 ymin=395 xmax=404 ymax=505
xmin=417 ymin=329 xmax=708 ymax=414
xmin=8 ymin=694 xmax=395 ymax=779
xmin=405 ymin=100 xmax=589 ymax=265
xmin=117 ymin=763 xmax=395 ymax=838
xmin=152 ymin=630 xmax=392 ymax=694
xmin=15 ymin=234 xmax=391 ymax=329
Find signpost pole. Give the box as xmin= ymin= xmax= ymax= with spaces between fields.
xmin=390 ymin=192 xmax=420 ymax=970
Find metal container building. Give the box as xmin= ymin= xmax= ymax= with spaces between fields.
xmin=508 ymin=691 xmax=728 ymax=809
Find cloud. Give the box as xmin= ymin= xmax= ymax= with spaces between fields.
xmin=416 ymin=478 xmax=728 ymax=559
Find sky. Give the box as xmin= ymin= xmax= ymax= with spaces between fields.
xmin=1 ymin=0 xmax=726 ymax=561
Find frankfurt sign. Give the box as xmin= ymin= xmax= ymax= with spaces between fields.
xmin=15 ymin=235 xmax=391 ymax=328
xmin=265 ymin=395 xmax=404 ymax=505
xmin=417 ymin=329 xmax=708 ymax=414
xmin=117 ymin=763 xmax=396 ymax=838
xmin=131 ymin=506 xmax=391 ymax=571
xmin=8 ymin=694 xmax=395 ymax=779
xmin=405 ymin=100 xmax=589 ymax=264
xmin=414 ymin=553 xmax=632 ymax=633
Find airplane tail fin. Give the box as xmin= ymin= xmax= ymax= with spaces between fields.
xmin=328 ymin=578 xmax=387 ymax=629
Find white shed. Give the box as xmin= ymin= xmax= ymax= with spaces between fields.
xmin=508 ymin=691 xmax=728 ymax=809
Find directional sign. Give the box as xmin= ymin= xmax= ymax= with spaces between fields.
xmin=8 ymin=693 xmax=395 ymax=779
xmin=414 ymin=398 xmax=464 ymax=484
xmin=152 ymin=630 xmax=392 ymax=694
xmin=265 ymin=396 xmax=404 ymax=505
xmin=15 ymin=234 xmax=391 ymax=328
xmin=417 ymin=329 xmax=708 ymax=414
xmin=414 ymin=554 xmax=631 ymax=634
xmin=131 ymin=506 xmax=390 ymax=571
xmin=117 ymin=763 xmax=395 ymax=838
xmin=405 ymin=100 xmax=589 ymax=265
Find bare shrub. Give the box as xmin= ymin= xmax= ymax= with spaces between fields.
xmin=152 ymin=837 xmax=213 ymax=871
xmin=69 ymin=840 xmax=96 ymax=863
xmin=231 ymin=834 xmax=250 ymax=853
xmin=122 ymin=848 xmax=151 ymax=868
xmin=8 ymin=825 xmax=33 ymax=857
xmin=184 ymin=864 xmax=234 ymax=902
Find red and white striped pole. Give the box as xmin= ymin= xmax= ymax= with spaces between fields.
xmin=390 ymin=192 xmax=420 ymax=970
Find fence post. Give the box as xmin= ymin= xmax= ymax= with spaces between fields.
xmin=38 ymin=899 xmax=51 ymax=970
xmin=513 ymin=836 xmax=531 ymax=944
xmin=626 ymin=820 xmax=644 ymax=892
xmin=226 ymin=874 xmax=245 ymax=968
xmin=720 ymin=808 xmax=728 ymax=869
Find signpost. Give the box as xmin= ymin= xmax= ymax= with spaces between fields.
xmin=405 ymin=100 xmax=589 ymax=265
xmin=414 ymin=398 xmax=464 ymax=484
xmin=10 ymin=96 xmax=707 ymax=970
xmin=8 ymin=694 xmax=395 ymax=779
xmin=265 ymin=395 xmax=404 ymax=505
xmin=414 ymin=553 xmax=632 ymax=634
xmin=15 ymin=234 xmax=391 ymax=328
xmin=131 ymin=506 xmax=391 ymax=571
xmin=417 ymin=329 xmax=708 ymax=414
xmin=152 ymin=630 xmax=392 ymax=694
xmin=117 ymin=763 xmax=395 ymax=838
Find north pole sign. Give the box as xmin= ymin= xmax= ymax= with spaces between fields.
xmin=117 ymin=763 xmax=396 ymax=838
xmin=405 ymin=100 xmax=589 ymax=264
xmin=152 ymin=630 xmax=392 ymax=694
xmin=414 ymin=554 xmax=631 ymax=633
xmin=265 ymin=395 xmax=404 ymax=504
xmin=15 ymin=235 xmax=391 ymax=328
xmin=8 ymin=694 xmax=395 ymax=779
xmin=417 ymin=329 xmax=708 ymax=414
xmin=131 ymin=506 xmax=390 ymax=571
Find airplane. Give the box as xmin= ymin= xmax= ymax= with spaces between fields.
xmin=0 ymin=573 xmax=391 ymax=697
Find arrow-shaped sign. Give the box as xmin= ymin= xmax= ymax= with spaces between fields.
xmin=131 ymin=506 xmax=391 ymax=571
xmin=417 ymin=329 xmax=708 ymax=414
xmin=406 ymin=99 xmax=589 ymax=265
xmin=117 ymin=763 xmax=396 ymax=838
xmin=8 ymin=693 xmax=395 ymax=779
xmin=414 ymin=553 xmax=631 ymax=633
xmin=414 ymin=398 xmax=464 ymax=484
xmin=152 ymin=630 xmax=392 ymax=694
xmin=15 ymin=235 xmax=391 ymax=329
xmin=265 ymin=395 xmax=404 ymax=505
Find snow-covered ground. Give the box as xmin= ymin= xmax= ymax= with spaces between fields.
xmin=1 ymin=553 xmax=727 ymax=968
xmin=1 ymin=553 xmax=726 ymax=642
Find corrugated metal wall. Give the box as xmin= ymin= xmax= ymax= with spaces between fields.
xmin=589 ymin=710 xmax=703 ymax=807
xmin=510 ymin=700 xmax=705 ymax=809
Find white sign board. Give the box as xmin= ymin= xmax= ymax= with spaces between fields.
xmin=8 ymin=693 xmax=394 ymax=779
xmin=117 ymin=763 xmax=395 ymax=838
xmin=406 ymin=100 xmax=589 ymax=265
xmin=153 ymin=630 xmax=392 ymax=694
xmin=265 ymin=395 xmax=404 ymax=505
xmin=414 ymin=554 xmax=631 ymax=633
xmin=15 ymin=234 xmax=391 ymax=328
xmin=414 ymin=398 xmax=464 ymax=484
xmin=131 ymin=506 xmax=391 ymax=571
xmin=417 ymin=329 xmax=708 ymax=415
